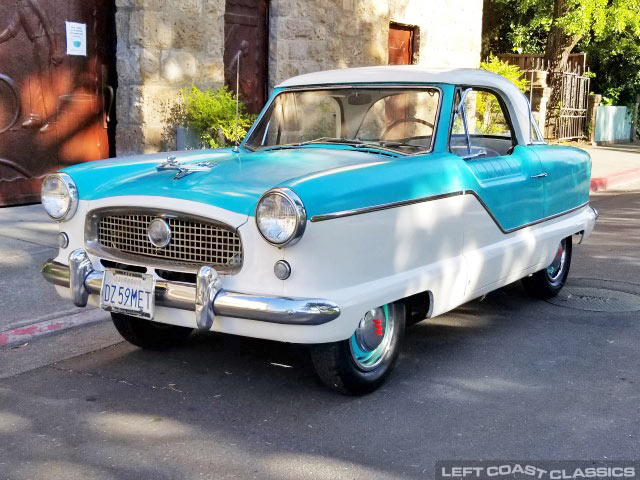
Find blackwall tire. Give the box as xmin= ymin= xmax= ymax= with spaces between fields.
xmin=310 ymin=302 xmax=406 ymax=395
xmin=522 ymin=236 xmax=572 ymax=299
xmin=111 ymin=313 xmax=193 ymax=350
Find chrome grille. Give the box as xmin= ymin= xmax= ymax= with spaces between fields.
xmin=95 ymin=213 xmax=242 ymax=272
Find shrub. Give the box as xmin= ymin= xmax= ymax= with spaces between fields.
xmin=480 ymin=55 xmax=528 ymax=92
xmin=166 ymin=86 xmax=256 ymax=149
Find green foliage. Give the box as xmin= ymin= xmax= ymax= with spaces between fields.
xmin=178 ymin=86 xmax=256 ymax=149
xmin=483 ymin=0 xmax=640 ymax=105
xmin=480 ymin=55 xmax=528 ymax=92
xmin=585 ymin=31 xmax=640 ymax=105
xmin=486 ymin=0 xmax=640 ymax=54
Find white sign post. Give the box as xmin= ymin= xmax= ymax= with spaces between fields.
xmin=65 ymin=21 xmax=87 ymax=56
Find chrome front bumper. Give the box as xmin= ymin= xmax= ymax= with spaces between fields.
xmin=42 ymin=249 xmax=340 ymax=329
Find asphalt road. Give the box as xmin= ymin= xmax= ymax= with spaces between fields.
xmin=1 ymin=189 xmax=639 ymax=480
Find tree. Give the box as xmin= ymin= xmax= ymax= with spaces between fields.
xmin=585 ymin=32 xmax=640 ymax=104
xmin=483 ymin=0 xmax=640 ymax=108
xmin=544 ymin=0 xmax=640 ymax=111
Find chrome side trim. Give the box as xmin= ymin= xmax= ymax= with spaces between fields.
xmin=310 ymin=189 xmax=590 ymax=235
xmin=310 ymin=191 xmax=464 ymax=222
xmin=465 ymin=191 xmax=590 ymax=234
xmin=41 ymin=257 xmax=340 ymax=326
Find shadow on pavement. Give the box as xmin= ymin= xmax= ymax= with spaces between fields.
xmin=1 ymin=191 xmax=640 ymax=478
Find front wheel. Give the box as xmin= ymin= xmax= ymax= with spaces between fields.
xmin=522 ymin=236 xmax=572 ymax=299
xmin=111 ymin=313 xmax=193 ymax=350
xmin=310 ymin=302 xmax=406 ymax=395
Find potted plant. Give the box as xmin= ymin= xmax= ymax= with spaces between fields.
xmin=166 ymin=86 xmax=256 ymax=150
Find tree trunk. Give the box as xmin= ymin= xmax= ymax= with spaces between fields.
xmin=544 ymin=0 xmax=583 ymax=134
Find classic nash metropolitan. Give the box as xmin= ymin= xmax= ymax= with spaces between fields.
xmin=41 ymin=67 xmax=597 ymax=394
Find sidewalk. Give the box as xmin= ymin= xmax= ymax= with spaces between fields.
xmin=582 ymin=143 xmax=640 ymax=191
xmin=0 ymin=204 xmax=108 ymax=348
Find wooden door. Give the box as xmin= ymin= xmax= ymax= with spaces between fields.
xmin=387 ymin=24 xmax=416 ymax=137
xmin=388 ymin=24 xmax=415 ymax=65
xmin=224 ymin=0 xmax=268 ymax=114
xmin=0 ymin=0 xmax=117 ymax=206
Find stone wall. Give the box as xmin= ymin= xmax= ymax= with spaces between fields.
xmin=268 ymin=0 xmax=483 ymax=89
xmin=114 ymin=0 xmax=483 ymax=155
xmin=115 ymin=0 xmax=226 ymax=154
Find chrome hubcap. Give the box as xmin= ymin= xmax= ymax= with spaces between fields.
xmin=349 ymin=304 xmax=395 ymax=371
xmin=547 ymin=239 xmax=567 ymax=283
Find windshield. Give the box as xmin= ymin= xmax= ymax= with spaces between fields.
xmin=244 ymin=87 xmax=441 ymax=154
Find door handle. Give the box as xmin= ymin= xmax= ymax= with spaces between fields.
xmin=101 ymin=64 xmax=115 ymax=129
xmin=103 ymin=84 xmax=114 ymax=128
xmin=531 ymin=173 xmax=548 ymax=179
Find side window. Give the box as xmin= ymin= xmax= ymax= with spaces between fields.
xmin=450 ymin=88 xmax=515 ymax=158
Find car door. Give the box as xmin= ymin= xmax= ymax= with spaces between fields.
xmin=450 ymin=87 xmax=546 ymax=294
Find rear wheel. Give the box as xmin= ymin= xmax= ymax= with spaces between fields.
xmin=522 ymin=236 xmax=572 ymax=299
xmin=111 ymin=313 xmax=193 ymax=350
xmin=310 ymin=302 xmax=405 ymax=395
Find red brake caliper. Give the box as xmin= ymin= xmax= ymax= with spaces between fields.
xmin=372 ymin=318 xmax=384 ymax=336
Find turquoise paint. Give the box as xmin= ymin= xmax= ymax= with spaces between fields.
xmin=61 ymin=82 xmax=590 ymax=232
xmin=460 ymin=146 xmax=544 ymax=230
xmin=62 ymin=146 xmax=401 ymax=216
xmin=528 ymin=145 xmax=591 ymax=216
xmin=284 ymin=146 xmax=548 ymax=231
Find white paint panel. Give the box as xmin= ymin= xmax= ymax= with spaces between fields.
xmin=462 ymin=198 xmax=597 ymax=300
xmin=50 ymin=194 xmax=597 ymax=344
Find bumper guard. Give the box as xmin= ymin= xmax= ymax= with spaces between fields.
xmin=42 ymin=249 xmax=340 ymax=329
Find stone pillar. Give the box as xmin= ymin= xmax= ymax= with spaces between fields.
xmin=530 ymin=86 xmax=550 ymax=137
xmin=114 ymin=0 xmax=226 ymax=155
xmin=587 ymin=94 xmax=602 ymax=146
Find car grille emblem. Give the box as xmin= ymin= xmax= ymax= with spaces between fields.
xmin=147 ymin=218 xmax=172 ymax=248
xmin=156 ymin=155 xmax=218 ymax=180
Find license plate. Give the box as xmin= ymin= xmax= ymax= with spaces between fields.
xmin=100 ymin=269 xmax=155 ymax=320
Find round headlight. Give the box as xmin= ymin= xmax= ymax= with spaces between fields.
xmin=256 ymin=188 xmax=306 ymax=246
xmin=41 ymin=173 xmax=78 ymax=221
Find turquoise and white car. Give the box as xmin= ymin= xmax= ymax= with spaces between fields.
xmin=41 ymin=67 xmax=597 ymax=394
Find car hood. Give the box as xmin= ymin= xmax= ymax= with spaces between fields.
xmin=62 ymin=146 xmax=396 ymax=217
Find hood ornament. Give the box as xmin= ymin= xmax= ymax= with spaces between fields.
xmin=156 ymin=155 xmax=217 ymax=180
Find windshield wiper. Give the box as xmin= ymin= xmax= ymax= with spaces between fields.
xmin=258 ymin=137 xmax=419 ymax=155
xmin=299 ymin=137 xmax=363 ymax=145
xmin=258 ymin=137 xmax=361 ymax=152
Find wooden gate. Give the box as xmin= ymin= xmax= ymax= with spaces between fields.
xmin=224 ymin=0 xmax=268 ymax=115
xmin=0 ymin=0 xmax=117 ymax=206
xmin=550 ymin=69 xmax=591 ymax=141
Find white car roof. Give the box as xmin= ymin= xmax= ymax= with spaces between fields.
xmin=277 ymin=66 xmax=534 ymax=145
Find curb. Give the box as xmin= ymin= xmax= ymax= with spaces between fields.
xmin=0 ymin=310 xmax=108 ymax=349
xmin=590 ymin=167 xmax=640 ymax=192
